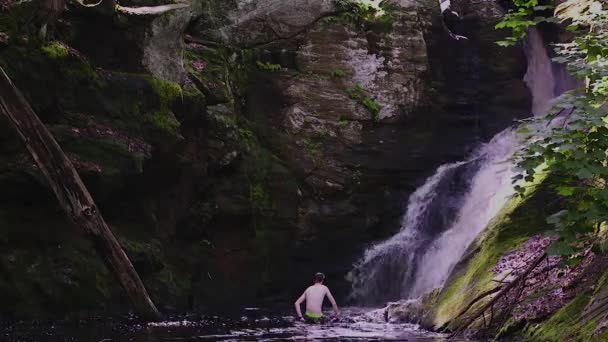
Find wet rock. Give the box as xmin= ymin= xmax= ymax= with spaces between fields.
xmin=386 ymin=300 xmax=427 ymax=324
xmin=0 ymin=31 xmax=9 ymax=45
xmin=385 ymin=289 xmax=439 ymax=326
xmin=138 ymin=3 xmax=196 ymax=82
xmin=68 ymin=0 xmax=203 ymax=81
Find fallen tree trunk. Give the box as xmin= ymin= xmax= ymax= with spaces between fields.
xmin=0 ymin=66 xmax=162 ymax=321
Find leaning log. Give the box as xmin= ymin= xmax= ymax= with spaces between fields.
xmin=449 ymin=253 xmax=547 ymax=338
xmin=0 ymin=66 xmax=162 ymax=321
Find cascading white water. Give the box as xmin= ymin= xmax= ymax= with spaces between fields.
xmin=350 ymin=28 xmax=571 ymax=304
xmin=349 ymin=161 xmax=472 ymax=303
xmin=408 ymin=129 xmax=518 ymax=297
xmin=525 ymin=29 xmax=557 ymax=115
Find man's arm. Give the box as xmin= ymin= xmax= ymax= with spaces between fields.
xmin=325 ymin=287 xmax=340 ymax=316
xmin=294 ymin=291 xmax=306 ymax=320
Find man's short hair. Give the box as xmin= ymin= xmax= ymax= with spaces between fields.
xmin=313 ymin=272 xmax=325 ymax=283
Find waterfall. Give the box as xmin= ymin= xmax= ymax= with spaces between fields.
xmin=350 ymin=28 xmax=571 ymax=304
xmin=349 ymin=160 xmax=479 ymax=304
xmin=408 ymin=129 xmax=518 ymax=297
xmin=524 ymin=29 xmax=556 ymax=115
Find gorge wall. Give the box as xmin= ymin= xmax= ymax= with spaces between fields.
xmin=0 ymin=0 xmax=530 ymax=317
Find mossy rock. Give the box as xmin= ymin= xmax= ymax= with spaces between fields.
xmin=522 ymin=294 xmax=606 ymax=342
xmin=432 ymin=173 xmax=558 ymax=330
xmin=0 ymin=1 xmax=37 ymax=39
xmin=98 ymin=72 xmax=187 ymax=140
xmin=0 ymin=40 xmax=196 ymax=142
xmin=0 ymin=42 xmax=102 ymax=116
xmin=0 ymin=206 xmax=118 ymax=318
xmin=185 ymin=44 xmax=257 ymax=105
xmin=185 ymin=46 xmax=235 ymax=105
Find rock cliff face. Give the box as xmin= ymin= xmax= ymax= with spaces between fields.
xmin=0 ymin=0 xmax=530 ymax=317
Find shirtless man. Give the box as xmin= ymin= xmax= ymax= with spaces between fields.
xmin=294 ymin=272 xmax=340 ymax=323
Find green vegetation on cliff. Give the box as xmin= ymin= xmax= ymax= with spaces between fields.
xmin=334 ymin=0 xmax=390 ymax=26
xmin=147 ymin=78 xmax=183 ymax=134
xmin=347 ymin=84 xmax=381 ymax=121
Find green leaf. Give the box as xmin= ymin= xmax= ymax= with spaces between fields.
xmin=576 ymin=168 xmax=594 ymax=180
xmin=547 ymin=210 xmax=567 ymax=225
xmin=557 ymin=186 xmax=577 ymax=197
xmin=566 ymin=25 xmax=579 ymax=32
xmin=567 ymin=256 xmax=584 ymax=267
xmin=547 ymin=241 xmax=575 ymax=256
xmin=497 ymin=40 xmax=516 ymax=47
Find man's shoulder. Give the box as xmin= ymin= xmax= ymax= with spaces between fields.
xmin=306 ymin=285 xmax=327 ymax=292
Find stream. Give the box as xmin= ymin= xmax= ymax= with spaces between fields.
xmin=1 ymin=308 xmax=468 ymax=341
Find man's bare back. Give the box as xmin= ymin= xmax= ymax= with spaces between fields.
xmin=294 ymin=273 xmax=339 ymax=321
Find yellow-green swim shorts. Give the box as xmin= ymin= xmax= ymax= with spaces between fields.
xmin=304 ymin=312 xmax=324 ymax=323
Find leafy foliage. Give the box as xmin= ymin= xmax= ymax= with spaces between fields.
xmin=334 ymin=0 xmax=381 ymax=24
xmin=255 ymin=61 xmax=282 ymax=72
xmin=330 ymin=68 xmax=347 ymax=78
xmin=495 ymin=0 xmax=557 ymax=46
xmin=508 ymin=2 xmax=608 ymax=256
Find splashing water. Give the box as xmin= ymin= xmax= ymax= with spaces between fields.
xmin=350 ymin=28 xmax=571 ymax=304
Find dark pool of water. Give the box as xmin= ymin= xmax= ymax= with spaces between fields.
xmin=1 ymin=308 xmax=465 ymax=341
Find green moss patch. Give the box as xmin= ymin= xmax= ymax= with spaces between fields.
xmin=523 ymin=295 xmax=597 ymax=342
xmin=145 ymin=77 xmax=183 ymax=137
xmin=148 ymin=77 xmax=183 ymax=109
xmin=347 ymin=83 xmax=382 ymax=121
xmin=0 ymin=43 xmax=102 ymax=113
xmin=150 ymin=110 xmax=181 ymax=137
xmin=42 ymin=42 xmax=70 ymax=59
xmin=256 ymin=61 xmax=282 ymax=72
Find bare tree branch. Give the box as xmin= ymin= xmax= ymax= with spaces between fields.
xmin=449 ymin=253 xmax=547 ymax=339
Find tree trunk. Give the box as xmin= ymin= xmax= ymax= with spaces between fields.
xmin=0 ymin=67 xmax=162 ymax=321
